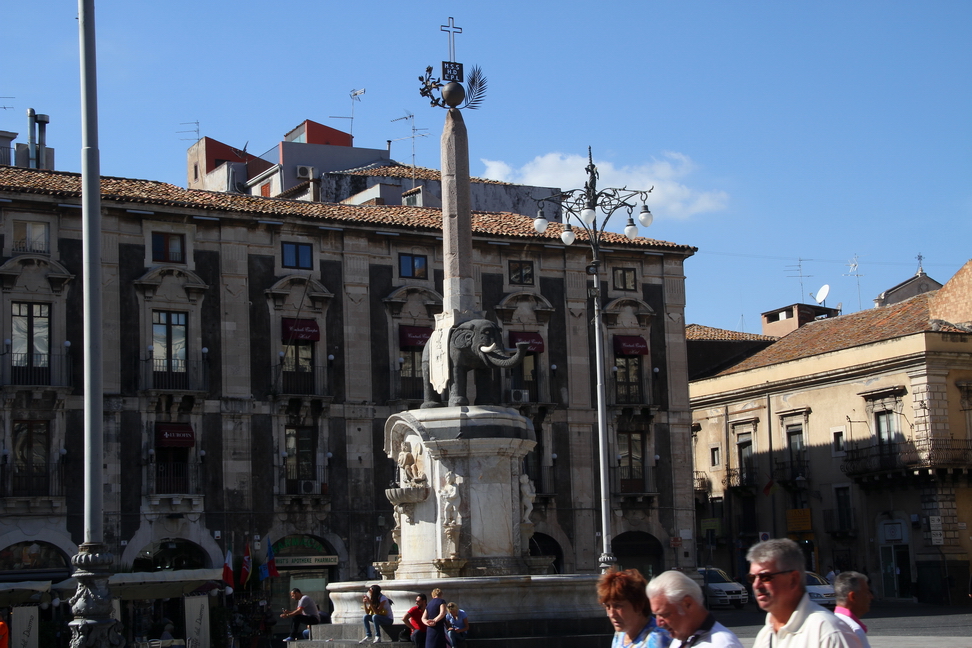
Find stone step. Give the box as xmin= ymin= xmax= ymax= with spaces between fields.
xmin=286 ymin=636 xmax=610 ymax=648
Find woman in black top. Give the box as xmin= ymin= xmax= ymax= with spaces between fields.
xmin=422 ymin=588 xmax=447 ymax=648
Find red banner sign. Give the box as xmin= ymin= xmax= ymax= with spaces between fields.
xmin=613 ymin=335 xmax=648 ymax=356
xmin=155 ymin=423 xmax=195 ymax=447
xmin=282 ymin=318 xmax=320 ymax=341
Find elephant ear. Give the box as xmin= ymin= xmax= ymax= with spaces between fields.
xmin=452 ymin=329 xmax=475 ymax=349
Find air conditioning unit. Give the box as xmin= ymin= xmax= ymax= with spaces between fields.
xmin=510 ymin=389 xmax=531 ymax=404
xmin=296 ymin=165 xmax=316 ymax=180
xmin=299 ymin=480 xmax=319 ymax=495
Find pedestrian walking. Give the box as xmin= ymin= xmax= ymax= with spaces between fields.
xmin=647 ymin=570 xmax=742 ymax=647
xmin=597 ymin=568 xmax=671 ymax=648
xmin=834 ymin=572 xmax=874 ymax=648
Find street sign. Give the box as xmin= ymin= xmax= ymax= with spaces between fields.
xmin=669 ymin=536 xmax=682 ymax=548
xmin=759 ymin=531 xmax=771 ymax=542
xmin=930 ymin=530 xmax=945 ymax=546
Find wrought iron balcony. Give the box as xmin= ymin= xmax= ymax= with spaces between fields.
xmin=271 ymin=363 xmax=331 ymax=397
xmin=723 ymin=467 xmax=759 ymax=490
xmin=280 ymin=463 xmax=329 ymax=497
xmin=150 ymin=461 xmax=202 ymax=495
xmin=610 ymin=376 xmax=647 ymax=406
xmin=823 ymin=508 xmax=857 ymax=536
xmin=694 ymin=471 xmax=711 ymax=493
xmin=615 ymin=464 xmax=658 ymax=495
xmin=140 ymin=357 xmax=208 ymax=392
xmin=773 ymin=459 xmax=811 ymax=485
xmin=1 ymin=352 xmax=72 ymax=388
xmin=841 ymin=438 xmax=972 ymax=477
xmin=0 ymin=462 xmax=65 ymax=498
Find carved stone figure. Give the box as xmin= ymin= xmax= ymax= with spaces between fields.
xmin=519 ymin=473 xmax=536 ymax=523
xmin=397 ymin=441 xmax=416 ymax=485
xmin=441 ymin=471 xmax=461 ymax=526
xmin=422 ymin=318 xmax=529 ymax=407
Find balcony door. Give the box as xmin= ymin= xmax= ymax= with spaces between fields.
xmin=152 ymin=311 xmax=187 ymax=389
xmin=12 ymin=420 xmax=49 ymax=496
xmin=737 ymin=433 xmax=754 ymax=486
xmin=282 ymin=341 xmax=314 ymax=394
xmin=285 ymin=426 xmax=318 ymax=495
xmin=618 ymin=428 xmax=647 ymax=493
xmin=11 ymin=302 xmax=50 ymax=385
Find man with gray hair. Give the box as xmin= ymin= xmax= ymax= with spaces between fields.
xmin=834 ymin=572 xmax=873 ymax=648
xmin=647 ymin=570 xmax=742 ymax=647
xmin=747 ymin=538 xmax=861 ymax=647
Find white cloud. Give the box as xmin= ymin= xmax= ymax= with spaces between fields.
xmin=479 ymin=151 xmax=728 ymax=220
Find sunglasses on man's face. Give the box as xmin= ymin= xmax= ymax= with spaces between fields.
xmin=747 ymin=569 xmax=794 ymax=584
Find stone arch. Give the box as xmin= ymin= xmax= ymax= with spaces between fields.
xmin=128 ymin=537 xmax=210 ymax=571
xmin=0 ymin=254 xmax=74 ymax=295
xmin=494 ymin=291 xmax=555 ymax=326
xmin=527 ymin=532 xmax=567 ymax=575
xmin=603 ymin=297 xmax=654 ymax=328
xmin=612 ymin=531 xmax=664 ymax=580
xmin=383 ymin=285 xmax=442 ymax=321
xmin=121 ymin=523 xmax=223 ymax=570
xmin=265 ymin=275 xmax=333 ymax=313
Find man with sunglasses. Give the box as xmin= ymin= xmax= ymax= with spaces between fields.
xmin=747 ymin=539 xmax=861 ymax=648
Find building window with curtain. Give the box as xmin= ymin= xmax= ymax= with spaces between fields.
xmin=282 ymin=242 xmax=313 ymax=269
xmin=11 ymin=302 xmax=50 ymax=385
xmin=509 ymin=260 xmax=534 ymax=286
xmin=12 ymin=221 xmax=49 ymax=254
xmin=280 ymin=318 xmax=321 ymax=395
xmin=618 ymin=425 xmax=651 ymax=493
xmin=399 ymin=254 xmax=428 ymax=279
xmin=152 ymin=232 xmax=185 ymax=263
xmin=509 ymin=331 xmax=544 ymax=403
xmin=613 ymin=267 xmax=636 ymax=291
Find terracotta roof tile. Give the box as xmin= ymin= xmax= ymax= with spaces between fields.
xmin=685 ymin=324 xmax=777 ymax=342
xmin=0 ymin=166 xmax=695 ymax=252
xmin=714 ymin=293 xmax=947 ymax=376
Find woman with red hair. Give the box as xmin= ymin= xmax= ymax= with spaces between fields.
xmin=597 ymin=569 xmax=670 ymax=648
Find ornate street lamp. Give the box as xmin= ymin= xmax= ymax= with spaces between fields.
xmin=534 ymin=148 xmax=653 ymax=572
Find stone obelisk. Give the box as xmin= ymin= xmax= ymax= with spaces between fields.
xmin=429 ymin=99 xmax=480 ymax=394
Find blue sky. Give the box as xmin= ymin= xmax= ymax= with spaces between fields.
xmin=2 ymin=1 xmax=969 ymax=330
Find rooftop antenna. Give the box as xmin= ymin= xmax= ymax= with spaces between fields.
xmin=389 ymin=111 xmax=428 ymax=189
xmin=915 ymin=252 xmax=925 ymax=275
xmin=329 ymin=88 xmax=365 ymax=138
xmin=178 ymin=120 xmax=200 ymax=142
xmin=0 ymin=97 xmax=13 ymax=110
xmin=785 ymin=258 xmax=813 ymax=303
xmin=843 ymin=254 xmax=864 ymax=311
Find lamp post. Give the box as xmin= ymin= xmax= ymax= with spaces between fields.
xmin=534 ymin=147 xmax=653 ymax=572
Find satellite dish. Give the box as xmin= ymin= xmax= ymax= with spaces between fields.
xmin=814 ymin=284 xmax=830 ymax=304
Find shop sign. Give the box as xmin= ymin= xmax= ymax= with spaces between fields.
xmin=785 ymin=508 xmax=812 ymax=532
xmin=275 ymin=555 xmax=338 ymax=567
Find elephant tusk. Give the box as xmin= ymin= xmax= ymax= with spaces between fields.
xmin=480 ymin=343 xmax=500 ymax=354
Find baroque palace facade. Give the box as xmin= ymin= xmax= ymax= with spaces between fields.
xmin=0 ymin=163 xmax=696 ymax=609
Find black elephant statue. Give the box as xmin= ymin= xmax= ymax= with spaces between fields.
xmin=421 ymin=318 xmax=529 ymax=408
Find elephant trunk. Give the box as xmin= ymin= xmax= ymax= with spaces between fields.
xmin=483 ymin=341 xmax=529 ymax=369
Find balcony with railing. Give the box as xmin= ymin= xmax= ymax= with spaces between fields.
xmin=506 ymin=371 xmax=545 ymax=405
xmin=841 ymin=438 xmax=972 ymax=479
xmin=694 ymin=471 xmax=711 ymax=493
xmin=140 ymin=357 xmax=208 ymax=392
xmin=823 ymin=507 xmax=857 ymax=537
xmin=271 ymin=363 xmax=331 ymax=398
xmin=773 ymin=459 xmax=811 ymax=486
xmin=1 ymin=352 xmax=72 ymax=388
xmin=609 ymin=375 xmax=649 ymax=406
xmin=614 ymin=464 xmax=658 ymax=497
xmin=281 ymin=462 xmax=329 ymax=497
xmin=392 ymin=370 xmax=424 ymax=402
xmin=0 ymin=462 xmax=65 ymax=498
xmin=723 ymin=467 xmax=759 ymax=491
xmin=150 ymin=461 xmax=202 ymax=496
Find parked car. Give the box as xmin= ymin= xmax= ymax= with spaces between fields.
xmin=698 ymin=567 xmax=749 ymax=608
xmin=806 ymin=571 xmax=837 ymax=607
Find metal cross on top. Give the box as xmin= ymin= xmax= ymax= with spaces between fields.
xmin=441 ymin=17 xmax=462 ymax=62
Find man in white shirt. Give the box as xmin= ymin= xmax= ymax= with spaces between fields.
xmin=647 ymin=570 xmax=743 ymax=648
xmin=833 ymin=572 xmax=873 ymax=648
xmin=747 ymin=539 xmax=861 ymax=648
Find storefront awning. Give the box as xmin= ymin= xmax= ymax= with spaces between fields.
xmin=54 ymin=568 xmax=223 ymax=601
xmin=614 ymin=335 xmax=648 ymax=356
xmin=282 ymin=318 xmax=321 ymax=341
xmin=399 ymin=325 xmax=433 ymax=348
xmin=156 ymin=423 xmax=195 ymax=448
xmin=509 ymin=331 xmax=544 ymax=353
xmin=0 ymin=580 xmax=50 ymax=607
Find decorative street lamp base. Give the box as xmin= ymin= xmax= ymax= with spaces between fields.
xmin=598 ymin=552 xmax=618 ymax=573
xmin=69 ymin=542 xmax=123 ymax=648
